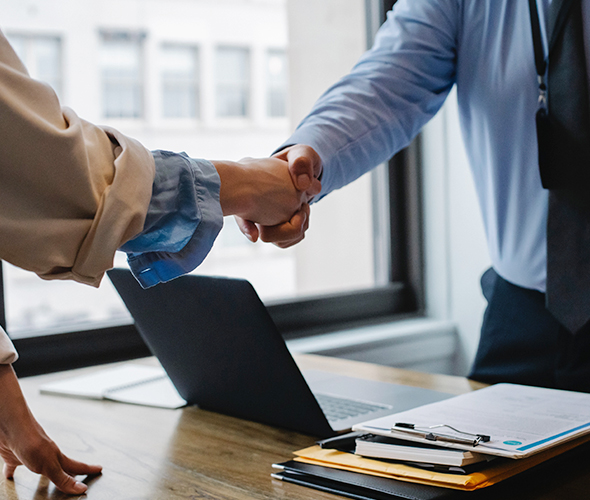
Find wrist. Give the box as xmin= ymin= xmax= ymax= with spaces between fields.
xmin=0 ymin=364 xmax=35 ymax=440
xmin=212 ymin=160 xmax=254 ymax=218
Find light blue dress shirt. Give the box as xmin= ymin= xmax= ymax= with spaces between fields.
xmin=285 ymin=0 xmax=588 ymax=293
xmin=120 ymin=151 xmax=223 ymax=288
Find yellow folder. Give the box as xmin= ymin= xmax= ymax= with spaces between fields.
xmin=293 ymin=435 xmax=590 ymax=491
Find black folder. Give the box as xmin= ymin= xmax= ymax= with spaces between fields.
xmin=272 ymin=460 xmax=466 ymax=500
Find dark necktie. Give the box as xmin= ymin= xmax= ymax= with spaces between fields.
xmin=542 ymin=0 xmax=590 ymax=333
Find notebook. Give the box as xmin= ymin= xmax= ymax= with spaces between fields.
xmin=354 ymin=435 xmax=488 ymax=467
xmin=40 ymin=364 xmax=186 ymax=409
xmin=108 ymin=268 xmax=451 ymax=437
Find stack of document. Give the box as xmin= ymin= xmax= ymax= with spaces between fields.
xmin=354 ymin=434 xmax=487 ymax=467
xmin=353 ymin=383 xmax=590 ymax=459
xmin=272 ymin=383 xmax=590 ymax=498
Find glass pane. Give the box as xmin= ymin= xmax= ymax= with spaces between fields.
xmin=216 ymin=47 xmax=249 ymax=117
xmin=163 ymin=83 xmax=197 ymax=118
xmin=267 ymin=49 xmax=287 ymax=117
xmin=161 ymin=45 xmax=198 ymax=118
xmin=100 ymin=37 xmax=142 ymax=118
xmin=2 ymin=0 xmax=378 ymax=338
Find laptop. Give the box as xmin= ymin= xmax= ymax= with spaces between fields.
xmin=108 ymin=268 xmax=451 ymax=437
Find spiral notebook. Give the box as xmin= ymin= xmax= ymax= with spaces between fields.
xmin=39 ymin=363 xmax=186 ymax=409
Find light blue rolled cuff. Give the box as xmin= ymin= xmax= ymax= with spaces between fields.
xmin=121 ymin=150 xmax=223 ymax=288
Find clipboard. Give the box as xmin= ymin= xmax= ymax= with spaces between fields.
xmin=352 ymin=383 xmax=590 ymax=459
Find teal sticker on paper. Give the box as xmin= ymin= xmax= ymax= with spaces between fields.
xmin=503 ymin=440 xmax=522 ymax=446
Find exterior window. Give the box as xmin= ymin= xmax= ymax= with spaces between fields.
xmin=2 ymin=0 xmax=419 ymax=377
xmin=6 ymin=34 xmax=62 ymax=98
xmin=266 ymin=49 xmax=287 ymax=117
xmin=161 ymin=45 xmax=199 ymax=119
xmin=100 ymin=32 xmax=144 ymax=119
xmin=215 ymin=46 xmax=250 ymax=117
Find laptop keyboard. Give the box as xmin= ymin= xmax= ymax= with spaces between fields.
xmin=315 ymin=393 xmax=392 ymax=423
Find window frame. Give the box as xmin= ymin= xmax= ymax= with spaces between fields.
xmin=5 ymin=0 xmax=425 ymax=377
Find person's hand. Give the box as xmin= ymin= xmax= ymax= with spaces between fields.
xmin=0 ymin=364 xmax=102 ymax=494
xmin=234 ymin=145 xmax=322 ymax=246
xmin=213 ymin=155 xmax=313 ymax=228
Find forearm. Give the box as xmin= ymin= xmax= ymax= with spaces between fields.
xmin=281 ymin=0 xmax=457 ymax=199
xmin=213 ymin=160 xmax=255 ymax=217
xmin=0 ymin=365 xmax=33 ymax=442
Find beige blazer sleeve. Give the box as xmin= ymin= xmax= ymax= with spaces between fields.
xmin=0 ymin=326 xmax=17 ymax=364
xmin=0 ymin=31 xmax=155 ymax=362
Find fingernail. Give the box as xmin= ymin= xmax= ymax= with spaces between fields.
xmin=75 ymin=481 xmax=88 ymax=492
xmin=297 ymin=174 xmax=311 ymax=189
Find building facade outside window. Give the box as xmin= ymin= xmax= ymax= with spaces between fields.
xmin=215 ymin=46 xmax=250 ymax=118
xmin=161 ymin=44 xmax=199 ymax=119
xmin=100 ymin=31 xmax=144 ymax=119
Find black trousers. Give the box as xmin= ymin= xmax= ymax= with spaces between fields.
xmin=469 ymin=268 xmax=590 ymax=392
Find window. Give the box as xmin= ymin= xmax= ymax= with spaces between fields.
xmin=2 ymin=0 xmax=422 ymax=377
xmin=5 ymin=34 xmax=62 ymax=98
xmin=215 ymin=46 xmax=250 ymax=117
xmin=100 ymin=31 xmax=144 ymax=119
xmin=266 ymin=49 xmax=287 ymax=117
xmin=161 ymin=44 xmax=200 ymax=119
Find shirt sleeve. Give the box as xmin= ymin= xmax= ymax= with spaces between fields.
xmin=0 ymin=328 xmax=17 ymax=364
xmin=280 ymin=0 xmax=459 ymax=200
xmin=120 ymin=151 xmax=223 ymax=288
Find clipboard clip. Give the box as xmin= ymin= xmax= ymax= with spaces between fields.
xmin=393 ymin=422 xmax=491 ymax=447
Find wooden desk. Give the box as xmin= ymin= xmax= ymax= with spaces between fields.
xmin=2 ymin=355 xmax=588 ymax=499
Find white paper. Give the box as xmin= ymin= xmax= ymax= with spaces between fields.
xmin=105 ymin=376 xmax=186 ymax=409
xmin=40 ymin=364 xmax=186 ymax=409
xmin=353 ymin=383 xmax=590 ymax=459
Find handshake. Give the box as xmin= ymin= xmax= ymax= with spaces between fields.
xmin=212 ymin=145 xmax=322 ymax=248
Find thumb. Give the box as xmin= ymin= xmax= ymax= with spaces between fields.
xmin=274 ymin=145 xmax=322 ymax=191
